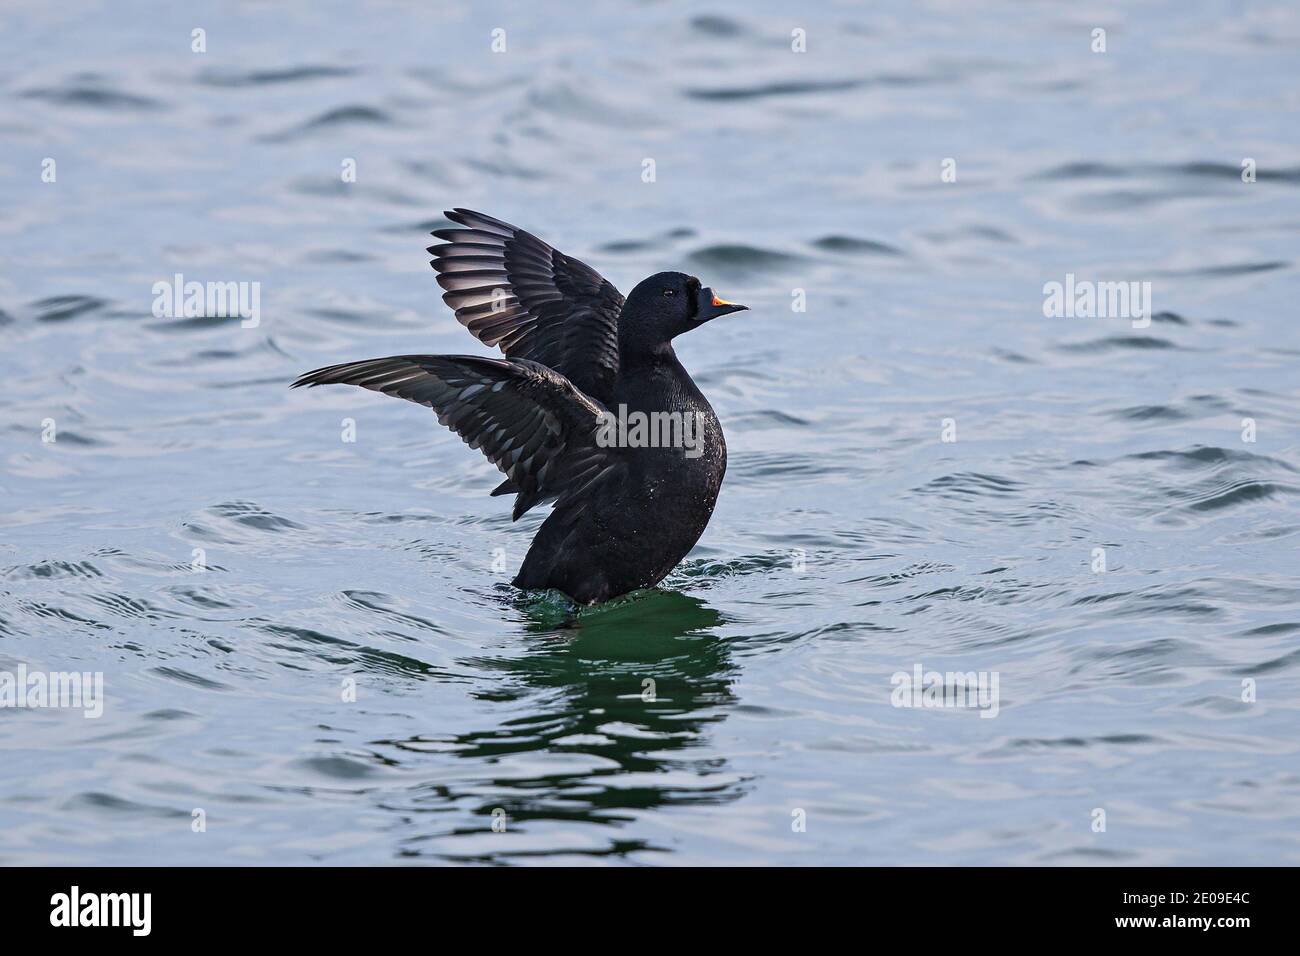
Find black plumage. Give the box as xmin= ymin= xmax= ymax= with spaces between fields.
xmin=292 ymin=208 xmax=748 ymax=604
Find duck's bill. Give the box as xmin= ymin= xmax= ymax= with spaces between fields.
xmin=697 ymin=287 xmax=748 ymax=320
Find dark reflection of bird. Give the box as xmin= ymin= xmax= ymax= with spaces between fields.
xmin=292 ymin=209 xmax=748 ymax=604
xmin=384 ymin=590 xmax=744 ymax=861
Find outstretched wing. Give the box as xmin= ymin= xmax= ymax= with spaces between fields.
xmin=429 ymin=208 xmax=624 ymax=406
xmin=291 ymin=355 xmax=620 ymax=522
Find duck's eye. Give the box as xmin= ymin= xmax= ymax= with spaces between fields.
xmin=662 ymin=289 xmax=675 ymax=297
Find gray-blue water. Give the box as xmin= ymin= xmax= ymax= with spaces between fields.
xmin=2 ymin=0 xmax=1299 ymax=865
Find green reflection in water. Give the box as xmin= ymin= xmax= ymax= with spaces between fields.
xmin=397 ymin=589 xmax=746 ymax=860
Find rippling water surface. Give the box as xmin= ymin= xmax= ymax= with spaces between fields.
xmin=2 ymin=1 xmax=1299 ymax=864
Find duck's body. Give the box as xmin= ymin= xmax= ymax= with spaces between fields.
xmin=514 ymin=350 xmax=727 ymax=603
xmin=293 ymin=208 xmax=746 ymax=605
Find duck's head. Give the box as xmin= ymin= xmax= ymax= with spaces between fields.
xmin=622 ymin=271 xmax=747 ymax=349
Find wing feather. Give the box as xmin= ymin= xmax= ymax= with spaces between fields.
xmin=428 ymin=208 xmax=624 ymax=405
xmin=292 ymin=354 xmax=619 ymax=521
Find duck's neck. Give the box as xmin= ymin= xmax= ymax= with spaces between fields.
xmin=618 ymin=338 xmax=678 ymax=372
